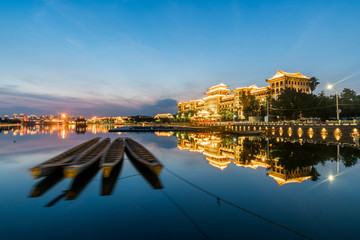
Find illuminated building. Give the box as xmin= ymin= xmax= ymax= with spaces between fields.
xmin=266 ymin=69 xmax=310 ymax=96
xmin=178 ymin=83 xmax=268 ymax=120
xmin=154 ymin=113 xmax=174 ymax=119
xmin=177 ymin=69 xmax=310 ymax=119
xmin=155 ymin=132 xmax=174 ymax=137
xmin=87 ymin=116 xmax=124 ymax=124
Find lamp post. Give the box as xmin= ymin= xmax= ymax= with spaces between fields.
xmin=266 ymin=98 xmax=270 ymax=123
xmin=327 ymin=84 xmax=340 ymax=123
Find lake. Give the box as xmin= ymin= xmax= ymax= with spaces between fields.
xmin=1 ymin=124 xmax=360 ymax=240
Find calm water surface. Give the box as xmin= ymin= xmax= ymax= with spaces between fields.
xmin=1 ymin=125 xmax=360 ymax=240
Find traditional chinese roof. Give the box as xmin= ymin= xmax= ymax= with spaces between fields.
xmin=266 ymin=69 xmax=310 ymax=82
xmin=221 ymin=94 xmax=234 ymax=101
xmin=234 ymin=84 xmax=257 ymax=90
xmin=154 ymin=113 xmax=174 ymax=119
xmin=207 ymin=83 xmax=229 ymax=91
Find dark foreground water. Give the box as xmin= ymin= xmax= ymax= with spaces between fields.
xmin=1 ymin=125 xmax=360 ymax=240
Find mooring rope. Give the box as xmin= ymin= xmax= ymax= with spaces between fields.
xmin=160 ymin=190 xmax=211 ymax=240
xmin=164 ymin=167 xmax=314 ymax=240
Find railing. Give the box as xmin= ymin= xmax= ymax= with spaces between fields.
xmin=195 ymin=121 xmax=359 ymax=127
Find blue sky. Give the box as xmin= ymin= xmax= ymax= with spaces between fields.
xmin=0 ymin=0 xmax=359 ymax=117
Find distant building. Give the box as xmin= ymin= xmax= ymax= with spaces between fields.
xmin=154 ymin=113 xmax=174 ymax=119
xmin=124 ymin=115 xmax=154 ymax=122
xmin=177 ymin=69 xmax=311 ymax=119
xmin=88 ymin=116 xmax=125 ymax=124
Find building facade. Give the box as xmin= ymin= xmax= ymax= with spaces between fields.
xmin=177 ymin=69 xmax=311 ymax=119
xmin=266 ymin=69 xmax=310 ymax=96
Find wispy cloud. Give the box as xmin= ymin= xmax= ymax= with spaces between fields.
xmin=65 ymin=38 xmax=85 ymax=50
xmin=0 ymin=87 xmax=177 ymax=117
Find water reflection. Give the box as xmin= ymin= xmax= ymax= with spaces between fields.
xmin=29 ymin=169 xmax=64 ymax=197
xmin=28 ymin=134 xmax=164 ymax=205
xmin=0 ymin=124 xmax=119 ymax=137
xmin=175 ymin=132 xmax=360 ymax=185
xmin=3 ymin=125 xmax=360 ymax=239
xmin=129 ymin=159 xmax=163 ymax=189
xmin=66 ymin=164 xmax=100 ymax=200
xmin=101 ymin=162 xmax=123 ymax=196
xmin=30 ymin=157 xmax=163 ymax=206
xmin=11 ymin=125 xmax=360 ymax=201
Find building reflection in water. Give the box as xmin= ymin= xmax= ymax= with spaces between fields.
xmin=267 ymin=158 xmax=311 ymax=186
xmin=176 ymin=132 xmax=360 ymax=186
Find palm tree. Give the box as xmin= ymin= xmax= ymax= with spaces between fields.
xmin=309 ymin=77 xmax=320 ymax=94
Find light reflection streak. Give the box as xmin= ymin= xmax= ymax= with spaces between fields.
xmin=0 ymin=124 xmax=120 ymax=138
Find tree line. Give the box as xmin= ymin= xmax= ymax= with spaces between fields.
xmin=271 ymin=87 xmax=360 ymax=121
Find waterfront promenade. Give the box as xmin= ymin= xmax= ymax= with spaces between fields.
xmin=197 ymin=121 xmax=360 ymax=147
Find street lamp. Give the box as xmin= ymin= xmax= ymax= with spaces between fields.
xmin=327 ymin=84 xmax=340 ymax=123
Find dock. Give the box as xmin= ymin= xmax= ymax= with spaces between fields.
xmin=109 ymin=126 xmax=198 ymax=132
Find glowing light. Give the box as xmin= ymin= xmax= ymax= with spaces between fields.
xmin=327 ymin=84 xmax=333 ymax=90
xmin=62 ymin=114 xmax=66 ymax=118
xmin=334 ymin=128 xmax=342 ymax=141
xmin=308 ymin=128 xmax=314 ymax=138
xmin=288 ymin=127 xmax=293 ymax=137
xmin=298 ymin=127 xmax=303 ymax=138
xmin=321 ymin=128 xmax=328 ymax=140
xmin=328 ymin=175 xmax=334 ymax=182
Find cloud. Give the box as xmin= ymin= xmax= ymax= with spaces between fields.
xmin=138 ymin=99 xmax=178 ymax=116
xmin=65 ymin=38 xmax=84 ymax=50
xmin=0 ymin=87 xmax=177 ymax=117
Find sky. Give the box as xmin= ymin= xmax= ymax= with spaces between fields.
xmin=0 ymin=0 xmax=360 ymax=117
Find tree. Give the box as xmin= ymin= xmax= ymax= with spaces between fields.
xmin=315 ymin=91 xmax=335 ymax=120
xmin=309 ymin=77 xmax=320 ymax=94
xmin=219 ymin=110 xmax=234 ymax=121
xmin=186 ymin=110 xmax=196 ymax=122
xmin=339 ymin=88 xmax=359 ymax=118
xmin=340 ymin=88 xmax=357 ymax=103
xmin=271 ymin=88 xmax=318 ymax=120
xmin=239 ymin=91 xmax=260 ymax=118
